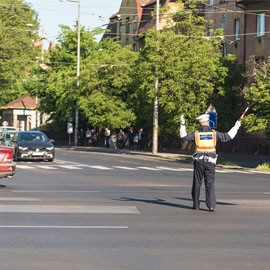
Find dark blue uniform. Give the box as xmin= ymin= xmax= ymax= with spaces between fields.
xmin=182 ymin=125 xmax=232 ymax=210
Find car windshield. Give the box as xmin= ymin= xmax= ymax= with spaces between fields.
xmin=18 ymin=132 xmax=49 ymax=142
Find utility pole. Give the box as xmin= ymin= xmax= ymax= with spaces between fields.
xmin=152 ymin=0 xmax=159 ymax=154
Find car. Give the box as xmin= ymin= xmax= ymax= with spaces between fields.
xmin=13 ymin=131 xmax=55 ymax=161
xmin=0 ymin=126 xmax=17 ymax=132
xmin=0 ymin=146 xmax=16 ymax=179
xmin=0 ymin=130 xmax=17 ymax=148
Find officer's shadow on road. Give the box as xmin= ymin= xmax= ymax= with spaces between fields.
xmin=113 ymin=197 xmax=194 ymax=210
xmin=113 ymin=197 xmax=237 ymax=212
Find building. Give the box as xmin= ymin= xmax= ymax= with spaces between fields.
xmin=0 ymin=94 xmax=48 ymax=131
xmin=103 ymin=0 xmax=181 ymax=51
xmin=205 ymin=0 xmax=270 ymax=65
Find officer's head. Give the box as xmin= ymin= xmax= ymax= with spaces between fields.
xmin=196 ymin=114 xmax=209 ymax=126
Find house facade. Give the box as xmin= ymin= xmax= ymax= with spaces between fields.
xmin=0 ymin=94 xmax=48 ymax=131
xmin=103 ymin=0 xmax=181 ymax=51
xmin=104 ymin=0 xmax=270 ymax=65
xmin=205 ymin=0 xmax=270 ymax=65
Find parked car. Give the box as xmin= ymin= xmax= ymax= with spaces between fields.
xmin=13 ymin=131 xmax=55 ymax=161
xmin=0 ymin=126 xmax=17 ymax=132
xmin=0 ymin=130 xmax=17 ymax=148
xmin=0 ymin=146 xmax=16 ymax=179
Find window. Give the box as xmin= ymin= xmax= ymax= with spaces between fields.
xmin=126 ymin=17 xmax=130 ymax=34
xmin=221 ymin=43 xmax=227 ymax=57
xmin=257 ymin=13 xmax=265 ymax=37
xmin=134 ymin=15 xmax=138 ymax=32
xmin=221 ymin=0 xmax=227 ymax=2
xmin=220 ymin=13 xmax=226 ymax=30
xmin=208 ymin=25 xmax=214 ymax=37
xmin=235 ymin=19 xmax=240 ymax=40
xmin=126 ymin=38 xmax=129 ymax=45
xmin=209 ymin=0 xmax=214 ymax=6
xmin=133 ymin=44 xmax=137 ymax=52
xmin=119 ymin=21 xmax=123 ymax=35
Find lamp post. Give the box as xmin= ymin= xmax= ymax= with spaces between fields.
xmin=152 ymin=0 xmax=160 ymax=154
xmin=60 ymin=0 xmax=80 ymax=146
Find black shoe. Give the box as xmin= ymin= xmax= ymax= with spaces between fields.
xmin=209 ymin=208 xmax=215 ymax=212
xmin=192 ymin=206 xmax=199 ymax=210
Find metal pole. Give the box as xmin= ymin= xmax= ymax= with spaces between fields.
xmin=152 ymin=0 xmax=159 ymax=154
xmin=74 ymin=0 xmax=80 ymax=146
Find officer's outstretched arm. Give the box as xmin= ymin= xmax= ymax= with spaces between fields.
xmin=180 ymin=115 xmax=187 ymax=138
xmin=228 ymin=120 xmax=241 ymax=139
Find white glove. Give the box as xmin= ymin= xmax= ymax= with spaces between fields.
xmin=180 ymin=115 xmax=185 ymax=125
xmin=228 ymin=121 xmax=241 ymax=139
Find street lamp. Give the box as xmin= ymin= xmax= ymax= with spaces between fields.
xmin=60 ymin=0 xmax=81 ymax=146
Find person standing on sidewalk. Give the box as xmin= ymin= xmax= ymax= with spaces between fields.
xmin=137 ymin=128 xmax=144 ymax=151
xmin=104 ymin=128 xmax=111 ymax=148
xmin=180 ymin=113 xmax=241 ymax=211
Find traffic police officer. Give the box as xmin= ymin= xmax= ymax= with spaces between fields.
xmin=180 ymin=113 xmax=241 ymax=211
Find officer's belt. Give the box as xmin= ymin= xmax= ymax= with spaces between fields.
xmin=194 ymin=155 xmax=217 ymax=164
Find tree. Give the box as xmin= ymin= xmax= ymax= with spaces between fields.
xmin=134 ymin=0 xmax=228 ymax=137
xmin=79 ymin=38 xmax=137 ymax=130
xmin=0 ymin=0 xmax=39 ymax=106
xmin=243 ymin=57 xmax=270 ymax=135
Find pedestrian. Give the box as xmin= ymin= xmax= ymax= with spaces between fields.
xmin=78 ymin=128 xmax=84 ymax=146
xmin=180 ymin=113 xmax=241 ymax=211
xmin=117 ymin=129 xmax=126 ymax=149
xmin=104 ymin=128 xmax=111 ymax=148
xmin=128 ymin=127 xmax=135 ymax=149
xmin=85 ymin=128 xmax=91 ymax=146
xmin=137 ymin=128 xmax=144 ymax=151
xmin=91 ymin=129 xmax=98 ymax=146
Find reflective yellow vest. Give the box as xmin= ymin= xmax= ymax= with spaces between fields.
xmin=195 ymin=130 xmax=216 ymax=153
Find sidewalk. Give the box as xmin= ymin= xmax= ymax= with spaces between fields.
xmin=60 ymin=145 xmax=270 ymax=169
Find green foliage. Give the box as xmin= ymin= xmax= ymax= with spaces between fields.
xmin=243 ymin=57 xmax=270 ymax=135
xmin=0 ymin=0 xmax=39 ymax=106
xmin=134 ymin=0 xmax=228 ymax=136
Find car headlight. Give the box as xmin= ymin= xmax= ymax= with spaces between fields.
xmin=19 ymin=146 xmax=28 ymax=150
xmin=46 ymin=147 xmax=54 ymax=151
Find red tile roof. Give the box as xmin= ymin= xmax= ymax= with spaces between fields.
xmin=0 ymin=94 xmax=37 ymax=110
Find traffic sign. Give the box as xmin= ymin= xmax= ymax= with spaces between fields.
xmin=206 ymin=104 xmax=217 ymax=128
xmin=2 ymin=121 xmax=8 ymax=126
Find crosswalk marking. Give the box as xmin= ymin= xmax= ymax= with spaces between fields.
xmin=57 ymin=165 xmax=82 ymax=170
xmin=16 ymin=165 xmax=36 ymax=169
xmin=35 ymin=165 xmax=57 ymax=170
xmin=15 ymin=162 xmax=269 ymax=175
xmin=88 ymin=165 xmax=113 ymax=170
xmin=136 ymin=167 xmax=163 ymax=171
xmin=113 ymin=166 xmax=139 ymax=170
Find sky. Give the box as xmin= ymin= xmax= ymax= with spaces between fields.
xmin=26 ymin=0 xmax=122 ymax=48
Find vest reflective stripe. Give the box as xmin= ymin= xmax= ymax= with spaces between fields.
xmin=195 ymin=130 xmax=216 ymax=152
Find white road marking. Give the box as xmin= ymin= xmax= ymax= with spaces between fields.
xmin=11 ymin=190 xmax=100 ymax=193
xmin=56 ymin=165 xmax=82 ymax=170
xmin=88 ymin=166 xmax=113 ymax=170
xmin=0 ymin=197 xmax=41 ymax=201
xmin=156 ymin=166 xmax=189 ymax=171
xmin=16 ymin=165 xmax=36 ymax=169
xmin=136 ymin=167 xmax=163 ymax=171
xmin=35 ymin=165 xmax=57 ymax=170
xmin=0 ymin=226 xmax=128 ymax=229
xmin=0 ymin=205 xmax=140 ymax=214
xmin=113 ymin=166 xmax=139 ymax=170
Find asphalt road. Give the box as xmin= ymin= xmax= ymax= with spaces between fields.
xmin=0 ymin=148 xmax=270 ymax=270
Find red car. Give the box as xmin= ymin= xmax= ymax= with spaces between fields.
xmin=0 ymin=146 xmax=16 ymax=179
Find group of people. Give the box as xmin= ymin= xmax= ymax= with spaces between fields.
xmin=77 ymin=127 xmax=145 ymax=150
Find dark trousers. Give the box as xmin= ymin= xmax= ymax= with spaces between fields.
xmin=192 ymin=160 xmax=216 ymax=209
